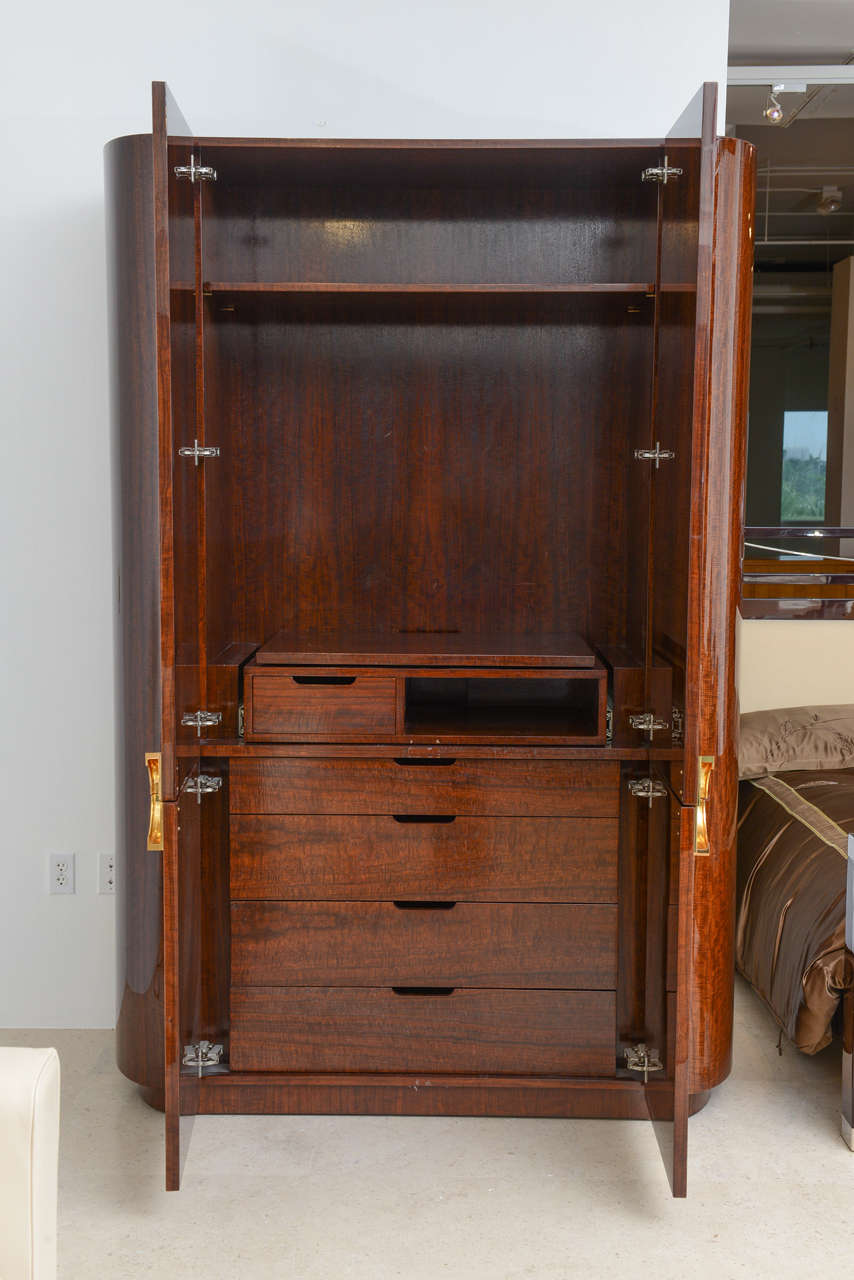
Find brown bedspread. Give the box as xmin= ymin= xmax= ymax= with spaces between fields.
xmin=736 ymin=769 xmax=854 ymax=1053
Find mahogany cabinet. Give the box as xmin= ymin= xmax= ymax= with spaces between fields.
xmin=106 ymin=81 xmax=754 ymax=1194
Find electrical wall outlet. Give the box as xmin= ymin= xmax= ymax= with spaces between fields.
xmin=49 ymin=853 xmax=76 ymax=895
xmin=98 ymin=852 xmax=116 ymax=895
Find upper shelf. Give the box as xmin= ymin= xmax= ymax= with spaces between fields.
xmin=256 ymin=628 xmax=596 ymax=668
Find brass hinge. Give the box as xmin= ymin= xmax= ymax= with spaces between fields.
xmin=181 ymin=710 xmax=223 ymax=737
xmin=634 ymin=442 xmax=675 ymax=468
xmin=180 ymin=774 xmax=223 ymax=805
xmin=624 ymin=1043 xmax=664 ymax=1083
xmin=178 ymin=439 xmax=220 ymax=465
xmin=182 ymin=1041 xmax=225 ymax=1077
xmin=174 ymin=156 xmax=217 ymax=183
xmin=641 ymin=154 xmax=683 ymax=184
xmin=628 ymin=711 xmax=669 ymax=740
xmin=627 ymin=776 xmax=668 ymax=807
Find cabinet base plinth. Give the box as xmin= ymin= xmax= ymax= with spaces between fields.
xmin=168 ymin=1074 xmax=711 ymax=1120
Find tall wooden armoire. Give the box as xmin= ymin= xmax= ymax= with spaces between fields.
xmin=106 ymin=81 xmax=754 ymax=1194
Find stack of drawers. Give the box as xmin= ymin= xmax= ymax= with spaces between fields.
xmin=229 ymin=757 xmax=621 ymax=1077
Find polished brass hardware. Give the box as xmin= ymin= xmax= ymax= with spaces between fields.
xmin=695 ymin=756 xmax=715 ymax=855
xmin=145 ymin=752 xmax=163 ymax=852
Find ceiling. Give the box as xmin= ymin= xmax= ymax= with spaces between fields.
xmin=728 ymin=0 xmax=854 ymax=61
xmin=727 ymin=0 xmax=854 ymax=271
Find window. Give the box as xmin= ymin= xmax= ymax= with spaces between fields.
xmin=780 ymin=410 xmax=828 ymax=522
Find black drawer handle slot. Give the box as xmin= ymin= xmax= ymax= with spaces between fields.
xmin=393 ymin=757 xmax=456 ymax=767
xmin=392 ymin=987 xmax=455 ymax=996
xmin=292 ymin=676 xmax=356 ymax=686
xmin=391 ymin=814 xmax=456 ymax=825
xmin=393 ymin=900 xmax=457 ymax=910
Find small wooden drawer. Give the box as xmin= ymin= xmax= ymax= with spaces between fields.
xmin=230 ymin=987 xmax=617 ymax=1075
xmin=245 ymin=671 xmax=396 ymax=740
xmin=230 ymin=814 xmax=619 ymax=902
xmin=229 ymin=758 xmax=619 ymax=817
xmin=231 ymin=901 xmax=618 ymax=988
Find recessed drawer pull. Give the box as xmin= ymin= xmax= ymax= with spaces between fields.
xmin=291 ymin=675 xmax=356 ymax=686
xmin=392 ymin=900 xmax=457 ymax=910
xmin=391 ymin=814 xmax=456 ymax=825
xmin=391 ymin=987 xmax=455 ymax=996
xmin=393 ymin=757 xmax=457 ymax=767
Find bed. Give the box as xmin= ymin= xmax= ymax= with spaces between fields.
xmin=735 ymin=703 xmax=854 ymax=1146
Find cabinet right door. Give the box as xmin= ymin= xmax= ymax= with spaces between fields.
xmin=648 ymin=83 xmax=756 ymax=1192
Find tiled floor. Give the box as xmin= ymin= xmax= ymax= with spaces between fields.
xmin=5 ymin=977 xmax=852 ymax=1279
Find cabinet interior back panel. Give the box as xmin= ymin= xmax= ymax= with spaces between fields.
xmin=203 ymin=298 xmax=653 ymax=656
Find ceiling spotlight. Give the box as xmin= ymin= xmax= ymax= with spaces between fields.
xmin=817 ymin=185 xmax=843 ymax=214
xmin=763 ymin=85 xmax=785 ymax=123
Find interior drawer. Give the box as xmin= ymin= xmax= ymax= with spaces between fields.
xmin=230 ymin=813 xmax=619 ymax=902
xmin=231 ymin=901 xmax=618 ymax=988
xmin=230 ymin=987 xmax=617 ymax=1075
xmin=245 ymin=671 xmax=396 ymax=740
xmin=229 ymin=758 xmax=619 ymax=816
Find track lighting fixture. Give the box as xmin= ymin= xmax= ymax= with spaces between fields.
xmin=817 ymin=185 xmax=843 ymax=214
xmin=763 ymin=85 xmax=785 ymax=123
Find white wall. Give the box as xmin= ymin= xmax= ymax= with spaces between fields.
xmin=0 ymin=0 xmax=730 ymax=1028
xmin=737 ymin=616 xmax=854 ymax=714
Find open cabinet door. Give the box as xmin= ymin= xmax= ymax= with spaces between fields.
xmin=647 ymin=84 xmax=755 ymax=1194
xmin=152 ymin=80 xmax=204 ymax=1191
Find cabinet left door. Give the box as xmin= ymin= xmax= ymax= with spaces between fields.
xmin=106 ymin=80 xmax=201 ymax=1191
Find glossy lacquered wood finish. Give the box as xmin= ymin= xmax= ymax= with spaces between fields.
xmin=192 ymin=1074 xmax=711 ymax=1120
xmin=230 ymin=757 xmax=619 ymax=816
xmin=110 ymin=86 xmax=755 ymax=1195
xmin=106 ymin=131 xmax=166 ymax=1093
xmin=231 ymin=901 xmax=618 ymax=988
xmin=245 ymin=671 xmax=397 ymax=739
xmin=230 ymin=813 xmax=619 ymax=901
xmin=685 ymin=137 xmax=755 ymax=1095
xmin=230 ymin=988 xmax=617 ymax=1075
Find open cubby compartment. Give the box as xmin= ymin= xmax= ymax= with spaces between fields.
xmin=196 ymin=141 xmax=664 ymax=288
xmin=403 ymin=666 xmax=607 ymax=745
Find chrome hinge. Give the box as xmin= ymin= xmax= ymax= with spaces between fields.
xmin=627 ymin=777 xmax=668 ymax=807
xmin=624 ymin=1043 xmax=664 ymax=1083
xmin=181 ymin=774 xmax=223 ymax=804
xmin=641 ymin=154 xmax=683 ymax=184
xmin=178 ymin=439 xmax=220 ymax=465
xmin=629 ymin=711 xmax=670 ymax=740
xmin=181 ymin=710 xmax=223 ymax=737
xmin=634 ymin=442 xmax=675 ymax=468
xmin=238 ymin=703 xmax=245 ymax=738
xmin=174 ymin=156 xmax=217 ymax=183
xmin=182 ymin=1041 xmax=225 ymax=1077
xmin=605 ymin=698 xmax=614 ymax=745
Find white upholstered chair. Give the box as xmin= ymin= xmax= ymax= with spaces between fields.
xmin=0 ymin=1048 xmax=60 ymax=1279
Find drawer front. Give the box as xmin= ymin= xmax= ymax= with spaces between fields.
xmin=230 ymin=814 xmax=619 ymax=902
xmin=246 ymin=674 xmax=396 ymax=740
xmin=230 ymin=758 xmax=619 ymax=816
xmin=231 ymin=901 xmax=618 ymax=988
xmin=230 ymin=987 xmax=616 ymax=1075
